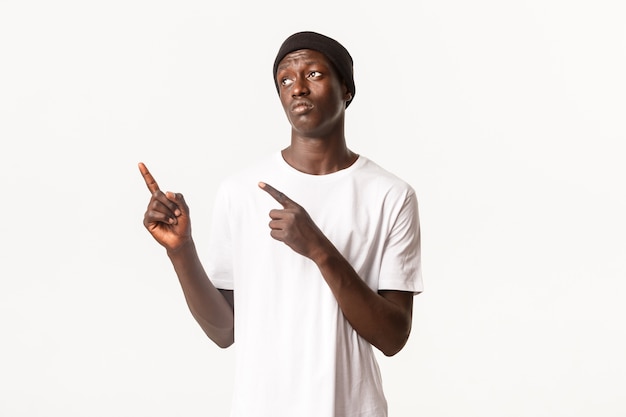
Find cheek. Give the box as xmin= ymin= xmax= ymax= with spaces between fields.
xmin=324 ymin=89 xmax=347 ymax=113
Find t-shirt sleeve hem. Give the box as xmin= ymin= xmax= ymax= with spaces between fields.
xmin=210 ymin=275 xmax=234 ymax=291
xmin=378 ymin=278 xmax=423 ymax=295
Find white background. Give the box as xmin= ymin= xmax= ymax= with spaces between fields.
xmin=1 ymin=1 xmax=625 ymax=416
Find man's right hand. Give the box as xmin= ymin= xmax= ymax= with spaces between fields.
xmin=139 ymin=162 xmax=192 ymax=252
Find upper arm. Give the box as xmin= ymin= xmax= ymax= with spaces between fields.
xmin=219 ymin=289 xmax=234 ymax=311
xmin=376 ymin=290 xmax=415 ymax=355
xmin=378 ymin=290 xmax=414 ymax=320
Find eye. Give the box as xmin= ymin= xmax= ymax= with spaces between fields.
xmin=308 ymin=71 xmax=322 ymax=79
xmin=281 ymin=77 xmax=294 ymax=86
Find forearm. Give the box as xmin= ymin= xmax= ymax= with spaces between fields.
xmin=314 ymin=245 xmax=413 ymax=356
xmin=167 ymin=239 xmax=234 ymax=348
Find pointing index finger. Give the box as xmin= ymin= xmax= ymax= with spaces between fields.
xmin=259 ymin=182 xmax=291 ymax=207
xmin=138 ymin=162 xmax=161 ymax=194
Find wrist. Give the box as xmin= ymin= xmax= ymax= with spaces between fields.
xmin=166 ymin=237 xmax=195 ymax=258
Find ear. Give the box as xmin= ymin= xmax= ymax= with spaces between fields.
xmin=340 ymin=82 xmax=352 ymax=106
xmin=342 ymin=83 xmax=352 ymax=101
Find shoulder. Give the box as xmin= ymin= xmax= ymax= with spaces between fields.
xmin=356 ymin=156 xmax=417 ymax=199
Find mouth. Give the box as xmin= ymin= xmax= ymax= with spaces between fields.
xmin=291 ymin=100 xmax=314 ymax=114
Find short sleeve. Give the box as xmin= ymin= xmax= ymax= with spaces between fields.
xmin=378 ymin=189 xmax=423 ymax=294
xmin=205 ymin=182 xmax=235 ymax=290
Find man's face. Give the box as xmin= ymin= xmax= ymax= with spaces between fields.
xmin=275 ymin=49 xmax=350 ymax=137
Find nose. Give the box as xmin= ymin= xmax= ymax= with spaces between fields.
xmin=291 ymin=76 xmax=310 ymax=98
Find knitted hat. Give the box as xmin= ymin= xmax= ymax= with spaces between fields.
xmin=273 ymin=31 xmax=355 ymax=108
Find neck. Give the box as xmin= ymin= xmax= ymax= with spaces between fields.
xmin=281 ymin=137 xmax=358 ymax=175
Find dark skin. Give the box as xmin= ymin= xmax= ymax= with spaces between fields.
xmin=140 ymin=49 xmax=413 ymax=356
xmin=139 ymin=164 xmax=234 ymax=348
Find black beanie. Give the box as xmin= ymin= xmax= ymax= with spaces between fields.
xmin=273 ymin=31 xmax=355 ymax=108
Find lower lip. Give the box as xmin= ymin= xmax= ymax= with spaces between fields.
xmin=292 ymin=104 xmax=312 ymax=114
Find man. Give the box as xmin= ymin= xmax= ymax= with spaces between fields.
xmin=140 ymin=31 xmax=422 ymax=417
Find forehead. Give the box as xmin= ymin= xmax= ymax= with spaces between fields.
xmin=277 ymin=49 xmax=332 ymax=71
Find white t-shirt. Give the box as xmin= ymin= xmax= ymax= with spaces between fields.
xmin=207 ymin=152 xmax=422 ymax=417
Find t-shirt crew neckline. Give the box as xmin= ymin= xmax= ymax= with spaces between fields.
xmin=276 ymin=151 xmax=365 ymax=182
